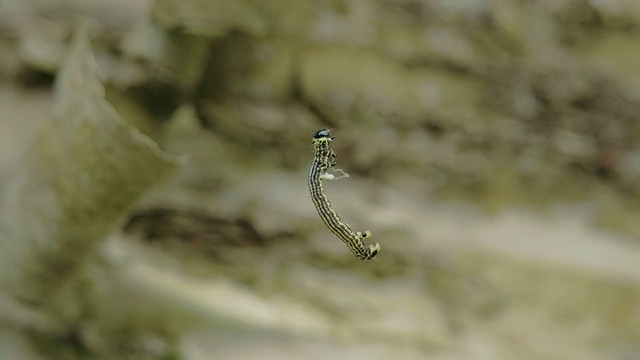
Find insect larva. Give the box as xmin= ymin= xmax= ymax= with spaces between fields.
xmin=308 ymin=129 xmax=380 ymax=260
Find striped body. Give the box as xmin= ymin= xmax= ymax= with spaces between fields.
xmin=308 ymin=129 xmax=380 ymax=260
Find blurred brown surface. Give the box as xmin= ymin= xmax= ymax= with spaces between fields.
xmin=1 ymin=0 xmax=640 ymax=359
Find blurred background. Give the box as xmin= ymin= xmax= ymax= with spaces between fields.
xmin=1 ymin=0 xmax=640 ymax=359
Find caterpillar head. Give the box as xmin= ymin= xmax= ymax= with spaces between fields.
xmin=312 ymin=129 xmax=334 ymax=140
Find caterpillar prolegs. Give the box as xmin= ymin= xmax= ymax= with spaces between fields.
xmin=308 ymin=129 xmax=380 ymax=260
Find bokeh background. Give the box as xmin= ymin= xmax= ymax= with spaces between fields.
xmin=1 ymin=0 xmax=640 ymax=359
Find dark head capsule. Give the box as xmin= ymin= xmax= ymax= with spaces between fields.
xmin=313 ymin=129 xmax=332 ymax=139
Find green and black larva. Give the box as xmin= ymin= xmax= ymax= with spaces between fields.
xmin=308 ymin=129 xmax=380 ymax=260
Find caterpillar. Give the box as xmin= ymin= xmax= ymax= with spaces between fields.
xmin=308 ymin=129 xmax=380 ymax=260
